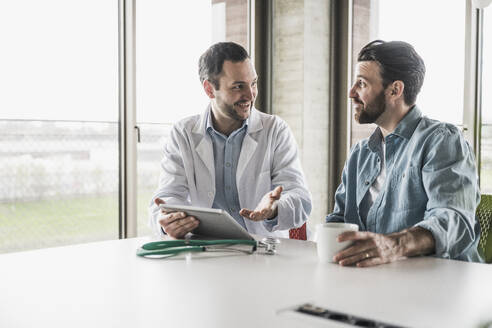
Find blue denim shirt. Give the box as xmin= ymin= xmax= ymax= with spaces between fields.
xmin=326 ymin=106 xmax=482 ymax=262
xmin=206 ymin=111 xmax=278 ymax=230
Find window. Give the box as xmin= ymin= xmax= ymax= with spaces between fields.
xmin=135 ymin=0 xmax=250 ymax=236
xmin=480 ymin=5 xmax=492 ymax=193
xmin=351 ymin=0 xmax=466 ymax=145
xmin=0 ymin=0 xmax=251 ymax=253
xmin=350 ymin=0 xmax=492 ymax=193
xmin=0 ymin=0 xmax=119 ymax=253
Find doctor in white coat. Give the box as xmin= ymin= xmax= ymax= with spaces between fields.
xmin=149 ymin=42 xmax=311 ymax=239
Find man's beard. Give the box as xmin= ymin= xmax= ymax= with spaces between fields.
xmin=220 ymin=99 xmax=252 ymax=122
xmin=355 ymin=91 xmax=386 ymax=124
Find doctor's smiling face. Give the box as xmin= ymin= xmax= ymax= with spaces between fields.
xmin=204 ymin=59 xmax=258 ymax=122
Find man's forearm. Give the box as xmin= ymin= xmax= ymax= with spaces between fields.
xmin=395 ymin=226 xmax=436 ymax=258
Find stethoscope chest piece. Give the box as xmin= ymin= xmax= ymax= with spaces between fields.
xmin=259 ymin=237 xmax=281 ymax=255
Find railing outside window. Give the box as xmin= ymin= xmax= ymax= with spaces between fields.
xmin=0 ymin=119 xmax=172 ymax=253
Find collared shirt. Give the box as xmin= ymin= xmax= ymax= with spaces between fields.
xmin=206 ymin=110 xmax=249 ymax=229
xmin=326 ymin=106 xmax=482 ymax=262
xmin=359 ymin=135 xmax=386 ymax=226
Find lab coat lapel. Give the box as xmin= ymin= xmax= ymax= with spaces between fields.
xmin=237 ymin=108 xmax=262 ymax=184
xmin=192 ymin=106 xmax=215 ymax=183
xmin=195 ymin=138 xmax=215 ymax=178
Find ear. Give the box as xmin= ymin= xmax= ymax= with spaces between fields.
xmin=388 ymin=80 xmax=404 ymax=99
xmin=203 ymin=80 xmax=216 ymax=99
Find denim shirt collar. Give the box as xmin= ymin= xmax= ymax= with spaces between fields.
xmin=368 ymin=105 xmax=422 ymax=152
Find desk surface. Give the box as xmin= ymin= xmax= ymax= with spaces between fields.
xmin=0 ymin=237 xmax=491 ymax=328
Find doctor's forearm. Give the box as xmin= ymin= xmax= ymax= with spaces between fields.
xmin=278 ymin=196 xmax=311 ymax=225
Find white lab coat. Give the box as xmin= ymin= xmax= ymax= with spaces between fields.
xmin=149 ymin=107 xmax=312 ymax=238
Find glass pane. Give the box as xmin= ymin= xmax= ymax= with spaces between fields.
xmin=0 ymin=0 xmax=119 ymax=253
xmin=136 ymin=0 xmax=249 ymax=236
xmin=481 ymin=7 xmax=492 ymax=193
xmin=351 ymin=0 xmax=465 ymax=144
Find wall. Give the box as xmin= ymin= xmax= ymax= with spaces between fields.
xmin=350 ymin=0 xmax=379 ymax=145
xmin=272 ymin=0 xmax=330 ymax=231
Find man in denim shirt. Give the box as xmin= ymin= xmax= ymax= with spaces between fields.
xmin=326 ymin=40 xmax=481 ymax=266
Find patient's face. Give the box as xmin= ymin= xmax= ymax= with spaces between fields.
xmin=212 ymin=59 xmax=258 ymax=122
xmin=349 ymin=61 xmax=387 ymax=124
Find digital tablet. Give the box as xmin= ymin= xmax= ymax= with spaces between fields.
xmin=159 ymin=204 xmax=255 ymax=241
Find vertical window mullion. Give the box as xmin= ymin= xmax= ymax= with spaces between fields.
xmin=118 ymin=0 xmax=137 ymax=238
xmin=476 ymin=9 xmax=484 ymax=186
xmin=463 ymin=2 xmax=481 ymax=152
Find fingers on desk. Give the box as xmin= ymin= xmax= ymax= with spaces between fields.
xmin=333 ymin=236 xmax=380 ymax=265
xmin=356 ymin=257 xmax=384 ymax=267
xmin=337 ymin=250 xmax=377 ymax=267
xmin=336 ymin=238 xmax=374 ymax=257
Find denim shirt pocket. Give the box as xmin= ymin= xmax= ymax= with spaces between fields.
xmin=388 ymin=166 xmax=425 ymax=211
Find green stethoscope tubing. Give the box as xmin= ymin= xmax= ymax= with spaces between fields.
xmin=136 ymin=239 xmax=258 ymax=257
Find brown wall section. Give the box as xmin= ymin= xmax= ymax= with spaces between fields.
xmin=350 ymin=0 xmax=379 ymax=146
xmin=212 ymin=0 xmax=249 ymax=51
xmin=272 ymin=0 xmax=330 ymax=230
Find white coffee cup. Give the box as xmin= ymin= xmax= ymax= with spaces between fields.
xmin=316 ymin=222 xmax=359 ymax=263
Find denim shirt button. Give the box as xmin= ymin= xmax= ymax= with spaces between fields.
xmin=365 ymin=181 xmax=370 ymax=186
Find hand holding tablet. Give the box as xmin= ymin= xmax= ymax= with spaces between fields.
xmin=155 ymin=200 xmax=254 ymax=240
xmin=154 ymin=198 xmax=199 ymax=239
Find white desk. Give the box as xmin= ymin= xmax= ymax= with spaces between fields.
xmin=0 ymin=237 xmax=491 ymax=328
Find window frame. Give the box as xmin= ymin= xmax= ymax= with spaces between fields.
xmin=118 ymin=0 xmax=137 ymax=238
xmin=465 ymin=0 xmax=492 ymax=189
xmin=122 ymin=0 xmax=255 ymax=237
xmin=121 ymin=0 xmax=491 ymax=234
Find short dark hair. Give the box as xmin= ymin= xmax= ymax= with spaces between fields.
xmin=198 ymin=42 xmax=250 ymax=89
xmin=358 ymin=40 xmax=425 ymax=106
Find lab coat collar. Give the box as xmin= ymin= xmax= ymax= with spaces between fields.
xmin=192 ymin=104 xmax=263 ymax=188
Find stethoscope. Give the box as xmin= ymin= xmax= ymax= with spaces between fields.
xmin=137 ymin=237 xmax=281 ymax=258
xmin=258 ymin=236 xmax=281 ymax=255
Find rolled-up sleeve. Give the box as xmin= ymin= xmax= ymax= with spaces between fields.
xmin=414 ymin=125 xmax=480 ymax=259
